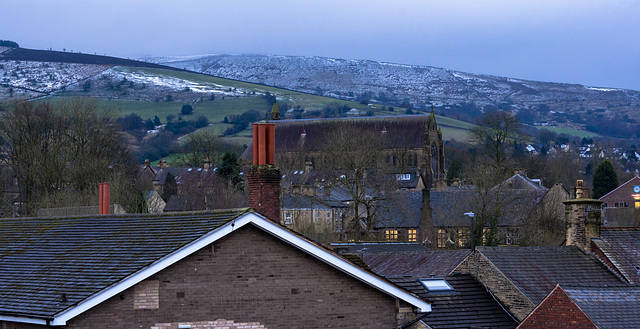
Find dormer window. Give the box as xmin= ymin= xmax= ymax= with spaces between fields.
xmin=396 ymin=174 xmax=411 ymax=181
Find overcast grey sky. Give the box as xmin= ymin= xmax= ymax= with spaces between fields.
xmin=3 ymin=0 xmax=639 ymax=90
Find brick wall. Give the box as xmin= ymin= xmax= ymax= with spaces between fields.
xmin=248 ymin=166 xmax=281 ymax=223
xmin=517 ymin=286 xmax=597 ymax=329
xmin=63 ymin=225 xmax=403 ymax=329
xmin=0 ymin=321 xmax=50 ymax=329
xmin=455 ymin=250 xmax=536 ymax=321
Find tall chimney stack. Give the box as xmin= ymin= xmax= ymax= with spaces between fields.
xmin=564 ymin=197 xmax=602 ymax=252
xmin=248 ymin=122 xmax=281 ymax=223
xmin=99 ymin=183 xmax=110 ymax=215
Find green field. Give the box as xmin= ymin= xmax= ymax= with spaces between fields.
xmin=532 ymin=126 xmax=599 ymax=139
xmin=40 ymin=66 xmax=478 ymax=143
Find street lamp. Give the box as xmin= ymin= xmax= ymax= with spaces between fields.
xmin=463 ymin=212 xmax=475 ymax=250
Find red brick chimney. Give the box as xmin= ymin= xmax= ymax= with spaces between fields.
xmin=248 ymin=122 xmax=281 ymax=223
xmin=99 ymin=182 xmax=110 ymax=215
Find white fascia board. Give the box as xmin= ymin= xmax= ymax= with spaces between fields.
xmin=247 ymin=215 xmax=432 ymax=313
xmin=0 ymin=315 xmax=48 ymax=325
xmin=51 ymin=214 xmax=254 ymax=326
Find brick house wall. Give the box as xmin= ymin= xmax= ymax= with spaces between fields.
xmin=454 ymin=251 xmax=536 ymax=321
xmin=517 ymin=286 xmax=597 ymax=329
xmin=48 ymin=224 xmax=404 ymax=329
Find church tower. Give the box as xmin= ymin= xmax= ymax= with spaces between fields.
xmin=419 ymin=108 xmax=445 ymax=246
xmin=423 ymin=109 xmax=446 ymax=190
xmin=270 ymin=98 xmax=281 ymax=121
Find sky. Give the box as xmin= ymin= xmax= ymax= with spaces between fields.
xmin=3 ymin=0 xmax=640 ymax=90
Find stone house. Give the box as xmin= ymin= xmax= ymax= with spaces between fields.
xmin=452 ymin=195 xmax=628 ymax=322
xmin=373 ymin=173 xmax=570 ymax=247
xmin=344 ymin=246 xmax=518 ymax=328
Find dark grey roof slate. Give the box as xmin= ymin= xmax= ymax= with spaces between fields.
xmin=0 ymin=209 xmax=248 ymax=319
xmin=388 ymin=274 xmax=518 ymax=329
xmin=281 ymin=194 xmax=337 ymax=210
xmin=363 ymin=250 xmax=470 ymax=277
xmin=477 ymin=246 xmax=627 ymax=305
xmin=563 ymin=286 xmax=640 ymax=329
xmin=373 ymin=188 xmax=548 ymax=230
xmin=593 ymin=229 xmax=640 ymax=284
xmin=330 ymin=242 xmax=429 ymax=254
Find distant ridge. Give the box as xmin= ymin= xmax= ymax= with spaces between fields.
xmin=1 ymin=47 xmax=187 ymax=72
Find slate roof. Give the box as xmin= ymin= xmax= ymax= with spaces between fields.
xmin=363 ymin=250 xmax=470 ymax=277
xmin=373 ymin=188 xmax=548 ymax=229
xmin=273 ymin=116 xmax=429 ymax=152
xmin=563 ymin=286 xmax=640 ymax=329
xmin=500 ymin=174 xmax=545 ymax=190
xmin=592 ymin=229 xmax=640 ymax=284
xmin=153 ymin=167 xmax=219 ymax=187
xmin=0 ymin=210 xmax=247 ymax=319
xmin=388 ymin=274 xmax=518 ymax=329
xmin=329 ymin=242 xmax=430 ymax=254
xmin=281 ymin=193 xmax=344 ymax=210
xmin=476 ymin=246 xmax=627 ymax=305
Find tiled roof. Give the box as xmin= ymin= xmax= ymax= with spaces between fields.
xmin=0 ymin=210 xmax=247 ymax=318
xmin=153 ymin=167 xmax=218 ymax=186
xmin=363 ymin=250 xmax=470 ymax=277
xmin=499 ymin=174 xmax=546 ymax=190
xmin=388 ymin=274 xmax=518 ymax=329
xmin=593 ymin=229 xmax=640 ymax=284
xmin=477 ymin=246 xmax=627 ymax=305
xmin=273 ymin=116 xmax=429 ymax=152
xmin=329 ymin=242 xmax=430 ymax=254
xmin=373 ymin=188 xmax=548 ymax=229
xmin=281 ymin=193 xmax=340 ymax=210
xmin=563 ymin=286 xmax=640 ymax=329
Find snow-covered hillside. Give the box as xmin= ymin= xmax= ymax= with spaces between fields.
xmin=150 ymin=54 xmax=640 ymax=114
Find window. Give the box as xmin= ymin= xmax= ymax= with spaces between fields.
xmin=385 ymin=229 xmax=398 ymax=241
xmin=408 ymin=229 xmax=417 ymax=242
xmin=437 ymin=229 xmax=447 ymax=248
xmin=419 ymin=278 xmax=454 ymax=293
xmin=457 ymin=228 xmax=470 ymax=248
xmin=396 ymin=174 xmax=411 ymax=181
xmin=284 ymin=212 xmax=292 ymax=225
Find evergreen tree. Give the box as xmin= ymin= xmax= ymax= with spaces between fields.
xmin=162 ymin=172 xmax=178 ymax=202
xmin=218 ymin=152 xmax=244 ymax=191
xmin=592 ymin=160 xmax=618 ymax=199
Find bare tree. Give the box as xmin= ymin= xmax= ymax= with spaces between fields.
xmin=469 ymin=110 xmax=522 ymax=177
xmin=466 ymin=110 xmax=525 ymax=245
xmin=323 ymin=124 xmax=399 ymax=240
xmin=173 ymin=129 xmax=220 ymax=167
xmin=0 ymin=98 xmax=136 ymax=215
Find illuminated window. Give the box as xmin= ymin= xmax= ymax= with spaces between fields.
xmin=408 ymin=229 xmax=417 ymax=242
xmin=457 ymin=228 xmax=470 ymax=248
xmin=437 ymin=229 xmax=447 ymax=248
xmin=480 ymin=228 xmax=489 ymax=246
xmin=636 ymin=202 xmax=640 ymax=209
xmin=385 ymin=229 xmax=398 ymax=241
